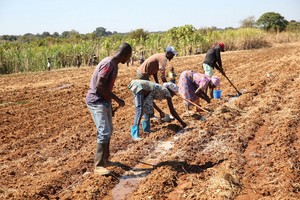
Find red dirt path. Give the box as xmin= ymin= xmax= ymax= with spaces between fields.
xmin=0 ymin=42 xmax=299 ymax=199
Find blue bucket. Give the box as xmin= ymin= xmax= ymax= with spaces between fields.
xmin=213 ymin=90 xmax=222 ymax=99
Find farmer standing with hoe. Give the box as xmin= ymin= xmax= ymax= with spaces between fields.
xmin=86 ymin=42 xmax=132 ymax=175
xmin=202 ymin=42 xmax=225 ymax=98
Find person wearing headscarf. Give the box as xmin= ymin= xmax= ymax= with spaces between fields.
xmin=178 ymin=70 xmax=220 ymax=113
xmin=128 ymin=80 xmax=186 ymax=141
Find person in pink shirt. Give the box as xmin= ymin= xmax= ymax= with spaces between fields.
xmin=178 ymin=70 xmax=220 ymax=113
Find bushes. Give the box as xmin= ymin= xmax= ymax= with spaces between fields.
xmin=0 ymin=40 xmax=97 ymax=73
xmin=0 ymin=27 xmax=298 ymax=74
xmin=221 ymin=28 xmax=270 ymax=51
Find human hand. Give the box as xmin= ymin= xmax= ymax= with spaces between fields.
xmin=117 ymin=98 xmax=125 ymax=107
xmin=205 ymin=96 xmax=211 ymax=103
xmin=220 ymin=69 xmax=225 ymax=75
xmin=112 ymin=106 xmax=119 ymax=117
xmin=159 ymin=112 xmax=165 ymax=119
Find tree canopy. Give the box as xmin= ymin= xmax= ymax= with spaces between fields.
xmin=286 ymin=20 xmax=300 ymax=32
xmin=256 ymin=12 xmax=288 ymax=32
xmin=93 ymin=27 xmax=112 ymax=37
xmin=128 ymin=29 xmax=148 ymax=42
xmin=240 ymin=16 xmax=256 ymax=28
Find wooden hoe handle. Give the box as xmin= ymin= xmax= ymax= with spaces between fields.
xmin=177 ymin=95 xmax=210 ymax=113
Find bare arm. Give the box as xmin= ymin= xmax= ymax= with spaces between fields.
xmin=209 ymin=88 xmax=214 ymax=99
xmin=153 ymin=73 xmax=159 ymax=84
xmin=215 ymin=49 xmax=225 ymax=74
xmin=215 ymin=65 xmax=225 ymax=75
xmin=153 ymin=102 xmax=165 ymax=118
xmin=97 ymin=77 xmax=125 ymax=106
xmin=166 ymin=97 xmax=186 ymax=128
xmin=160 ymin=68 xmax=167 ymax=83
xmin=195 ymin=87 xmax=210 ymax=103
xmin=161 ymin=76 xmax=167 ymax=83
xmin=159 ymin=61 xmax=167 ymax=83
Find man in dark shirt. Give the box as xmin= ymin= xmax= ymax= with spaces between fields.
xmin=86 ymin=42 xmax=132 ymax=175
xmin=202 ymin=42 xmax=225 ymax=77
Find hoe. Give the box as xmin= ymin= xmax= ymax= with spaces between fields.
xmin=223 ymin=73 xmax=242 ymax=97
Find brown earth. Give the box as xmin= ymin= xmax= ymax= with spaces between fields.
xmin=0 ymin=42 xmax=299 ymax=200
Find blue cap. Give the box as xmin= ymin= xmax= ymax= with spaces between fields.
xmin=166 ymin=46 xmax=177 ymax=55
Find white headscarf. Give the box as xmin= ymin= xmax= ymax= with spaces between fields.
xmin=163 ymin=82 xmax=178 ymax=94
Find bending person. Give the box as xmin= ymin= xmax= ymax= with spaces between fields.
xmin=128 ymin=80 xmax=186 ymax=141
xmin=136 ymin=46 xmax=177 ymax=84
xmin=178 ymin=70 xmax=220 ymax=114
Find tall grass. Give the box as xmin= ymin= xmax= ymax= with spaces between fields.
xmin=221 ymin=28 xmax=270 ymax=51
xmin=264 ymin=31 xmax=300 ymax=43
xmin=0 ymin=40 xmax=97 ymax=73
xmin=1 ymin=28 xmax=299 ymax=74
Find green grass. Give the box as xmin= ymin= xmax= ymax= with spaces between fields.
xmin=1 ymin=28 xmax=299 ymax=74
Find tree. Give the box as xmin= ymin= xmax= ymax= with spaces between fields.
xmin=61 ymin=30 xmax=79 ymax=38
xmin=167 ymin=25 xmax=196 ymax=41
xmin=128 ymin=29 xmax=148 ymax=42
xmin=52 ymin=32 xmax=60 ymax=37
xmin=19 ymin=33 xmax=36 ymax=43
xmin=1 ymin=35 xmax=17 ymax=41
xmin=256 ymin=12 xmax=288 ymax=32
xmin=167 ymin=25 xmax=196 ymax=55
xmin=286 ymin=20 xmax=300 ymax=32
xmin=61 ymin=31 xmax=70 ymax=38
xmin=93 ymin=27 xmax=112 ymax=37
xmin=240 ymin=16 xmax=256 ymax=28
xmin=41 ymin=32 xmax=51 ymax=38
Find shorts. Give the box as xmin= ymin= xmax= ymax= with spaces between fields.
xmin=202 ymin=63 xmax=214 ymax=77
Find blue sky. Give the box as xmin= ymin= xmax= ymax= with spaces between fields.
xmin=0 ymin=0 xmax=299 ymax=35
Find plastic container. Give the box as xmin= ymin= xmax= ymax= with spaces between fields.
xmin=213 ymin=90 xmax=222 ymax=99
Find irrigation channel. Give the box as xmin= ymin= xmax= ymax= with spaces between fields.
xmin=103 ymin=131 xmax=188 ymax=200
xmin=103 ymin=87 xmax=246 ymax=199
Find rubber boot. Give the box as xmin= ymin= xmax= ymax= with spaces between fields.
xmin=103 ymin=141 xmax=110 ymax=166
xmin=142 ymin=119 xmax=150 ymax=133
xmin=131 ymin=125 xmax=142 ymax=141
xmin=103 ymin=140 xmax=117 ymax=167
xmin=94 ymin=143 xmax=110 ymax=175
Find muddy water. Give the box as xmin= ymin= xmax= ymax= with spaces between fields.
xmin=228 ymin=88 xmax=246 ymax=103
xmin=104 ymin=140 xmax=176 ymax=200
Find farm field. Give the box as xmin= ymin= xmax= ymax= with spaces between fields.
xmin=0 ymin=42 xmax=299 ymax=199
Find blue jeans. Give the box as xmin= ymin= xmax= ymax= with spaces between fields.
xmin=133 ymin=91 xmax=150 ymax=126
xmin=87 ymin=101 xmax=113 ymax=144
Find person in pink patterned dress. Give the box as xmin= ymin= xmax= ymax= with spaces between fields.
xmin=178 ymin=70 xmax=220 ymax=113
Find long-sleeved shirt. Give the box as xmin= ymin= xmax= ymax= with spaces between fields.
xmin=203 ymin=46 xmax=222 ymax=69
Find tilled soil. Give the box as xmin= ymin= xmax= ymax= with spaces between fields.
xmin=0 ymin=42 xmax=299 ymax=200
